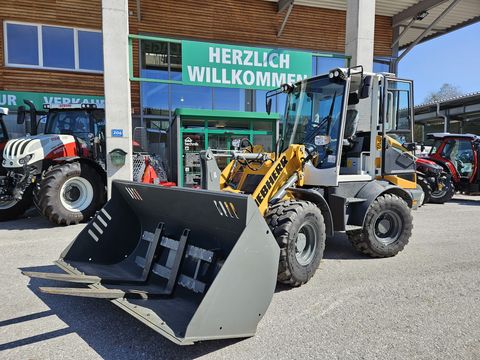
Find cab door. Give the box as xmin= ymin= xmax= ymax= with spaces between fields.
xmin=382 ymin=78 xmax=416 ymax=175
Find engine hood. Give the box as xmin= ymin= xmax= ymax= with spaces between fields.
xmin=417 ymin=157 xmax=443 ymax=172
xmin=2 ymin=134 xmax=76 ymax=168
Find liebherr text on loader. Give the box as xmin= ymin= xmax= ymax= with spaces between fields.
xmin=24 ymin=66 xmax=422 ymax=345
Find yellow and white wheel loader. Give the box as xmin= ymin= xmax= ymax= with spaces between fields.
xmin=24 ymin=67 xmax=422 ymax=345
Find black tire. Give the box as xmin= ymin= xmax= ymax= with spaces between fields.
xmin=265 ymin=200 xmax=326 ymax=287
xmin=416 ymin=175 xmax=431 ymax=205
xmin=347 ymin=194 xmax=412 ymax=258
xmin=37 ymin=162 xmax=105 ymax=225
xmin=429 ymin=176 xmax=455 ymax=204
xmin=0 ymin=186 xmax=33 ymax=221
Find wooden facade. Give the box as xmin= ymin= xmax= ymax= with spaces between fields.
xmin=1 ymin=0 xmax=393 ymax=115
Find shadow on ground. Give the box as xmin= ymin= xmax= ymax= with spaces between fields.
xmin=323 ymin=232 xmax=369 ymax=260
xmin=449 ymin=197 xmax=480 ymax=206
xmin=7 ymin=233 xmax=367 ymax=358
xmin=8 ymin=265 xmax=242 ymax=360
xmin=0 ymin=208 xmax=59 ymax=230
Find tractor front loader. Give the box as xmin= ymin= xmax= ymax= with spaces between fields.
xmin=24 ymin=67 xmax=421 ymax=344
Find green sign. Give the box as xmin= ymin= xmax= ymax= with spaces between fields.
xmin=181 ymin=40 xmax=312 ymax=90
xmin=0 ymin=90 xmax=104 ymax=111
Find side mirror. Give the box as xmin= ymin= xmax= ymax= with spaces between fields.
xmin=404 ymin=142 xmax=416 ymax=152
xmin=266 ymin=98 xmax=272 ymax=115
xmin=420 ymin=143 xmax=425 ymax=152
xmin=17 ymin=106 xmax=26 ymax=124
xmin=359 ymin=75 xmax=372 ymax=99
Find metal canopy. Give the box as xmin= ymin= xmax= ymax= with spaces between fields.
xmin=266 ymin=0 xmax=480 ymax=48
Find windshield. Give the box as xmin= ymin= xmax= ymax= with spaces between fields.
xmin=283 ymin=75 xmax=347 ymax=169
xmin=45 ymin=110 xmax=95 ymax=144
xmin=429 ymin=139 xmax=442 ymax=155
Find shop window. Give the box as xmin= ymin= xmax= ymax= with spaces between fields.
xmin=42 ymin=26 xmax=75 ymax=69
xmin=170 ymin=43 xmax=182 ymax=80
xmin=171 ymin=84 xmax=212 ymax=110
xmin=142 ymin=83 xmax=169 ymax=116
xmin=5 ymin=22 xmax=102 ymax=72
xmin=373 ymin=61 xmax=390 ymax=73
xmin=213 ymin=88 xmax=245 ymax=111
xmin=5 ymin=23 xmax=39 ymax=66
xmin=78 ymin=31 xmax=103 ymax=71
xmin=314 ymin=57 xmax=346 ymax=75
xmin=141 ymin=40 xmax=169 ymax=80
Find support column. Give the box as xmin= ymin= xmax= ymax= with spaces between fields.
xmin=102 ymin=0 xmax=133 ymax=196
xmin=390 ymin=26 xmax=400 ymax=74
xmin=345 ymin=0 xmax=376 ymax=72
xmin=345 ymin=0 xmax=376 ymax=131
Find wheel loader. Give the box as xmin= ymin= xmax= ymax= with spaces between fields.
xmin=24 ymin=67 xmax=422 ymax=345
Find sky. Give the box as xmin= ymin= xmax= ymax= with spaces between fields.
xmin=398 ymin=21 xmax=480 ymax=105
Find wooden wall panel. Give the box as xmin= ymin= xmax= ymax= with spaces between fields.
xmin=0 ymin=0 xmax=105 ymax=103
xmin=128 ymin=0 xmax=392 ymax=56
xmin=1 ymin=0 xmax=393 ymax=116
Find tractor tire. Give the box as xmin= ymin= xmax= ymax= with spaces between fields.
xmin=429 ymin=176 xmax=455 ymax=204
xmin=37 ymin=162 xmax=105 ymax=225
xmin=0 ymin=186 xmax=33 ymax=221
xmin=347 ymin=194 xmax=412 ymax=258
xmin=266 ymin=200 xmax=326 ymax=287
xmin=416 ymin=175 xmax=431 ymax=205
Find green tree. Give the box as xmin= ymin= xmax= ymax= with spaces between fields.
xmin=424 ymin=83 xmax=463 ymax=103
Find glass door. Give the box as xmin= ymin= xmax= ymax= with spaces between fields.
xmin=182 ymin=133 xmax=204 ymax=187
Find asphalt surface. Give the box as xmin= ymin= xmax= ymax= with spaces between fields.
xmin=0 ymin=196 xmax=479 ymax=359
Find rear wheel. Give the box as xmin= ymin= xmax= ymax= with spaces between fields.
xmin=429 ymin=176 xmax=455 ymax=204
xmin=266 ymin=200 xmax=326 ymax=287
xmin=347 ymin=194 xmax=412 ymax=258
xmin=37 ymin=162 xmax=105 ymax=225
xmin=0 ymin=186 xmax=33 ymax=221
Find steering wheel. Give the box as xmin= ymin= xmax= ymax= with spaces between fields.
xmin=458 ymin=152 xmax=471 ymax=163
xmin=304 ymin=143 xmax=318 ymax=162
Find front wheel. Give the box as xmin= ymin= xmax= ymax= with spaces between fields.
xmin=37 ymin=162 xmax=105 ymax=225
xmin=347 ymin=194 xmax=412 ymax=258
xmin=266 ymin=200 xmax=326 ymax=287
xmin=429 ymin=176 xmax=455 ymax=204
xmin=0 ymin=186 xmax=33 ymax=221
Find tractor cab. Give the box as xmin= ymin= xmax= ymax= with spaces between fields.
xmin=426 ymin=133 xmax=480 ymax=193
xmin=43 ymin=104 xmax=106 ymax=163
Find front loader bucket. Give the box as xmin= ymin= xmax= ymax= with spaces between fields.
xmin=30 ymin=180 xmax=280 ymax=345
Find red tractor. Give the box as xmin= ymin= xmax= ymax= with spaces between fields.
xmin=415 ymin=156 xmax=455 ymax=204
xmin=422 ymin=133 xmax=480 ymax=195
xmin=0 ymin=101 xmax=162 ymax=224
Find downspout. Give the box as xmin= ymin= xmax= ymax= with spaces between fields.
xmin=436 ymin=102 xmax=448 ymax=132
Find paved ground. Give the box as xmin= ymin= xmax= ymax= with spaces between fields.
xmin=0 ymin=195 xmax=479 ymax=360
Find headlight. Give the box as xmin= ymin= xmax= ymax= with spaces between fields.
xmin=19 ymin=154 xmax=33 ymax=165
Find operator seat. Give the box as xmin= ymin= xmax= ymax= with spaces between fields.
xmin=343 ymin=109 xmax=359 ymax=147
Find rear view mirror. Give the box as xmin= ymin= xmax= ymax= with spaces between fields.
xmin=266 ymin=98 xmax=272 ymax=115
xmin=359 ymin=75 xmax=373 ymax=99
xmin=17 ymin=106 xmax=26 ymax=124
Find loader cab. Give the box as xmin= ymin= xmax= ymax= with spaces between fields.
xmin=276 ymin=69 xmax=416 ymax=188
xmin=281 ymin=71 xmax=351 ymax=186
xmin=381 ymin=77 xmax=416 ymax=177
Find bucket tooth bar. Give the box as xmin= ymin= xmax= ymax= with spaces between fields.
xmin=39 ymin=287 xmax=125 ymax=299
xmin=21 ymin=271 xmax=101 ymax=284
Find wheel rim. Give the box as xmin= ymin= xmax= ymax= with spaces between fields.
xmin=295 ymin=222 xmax=317 ymax=266
xmin=0 ymin=200 xmax=18 ymax=210
xmin=60 ymin=177 xmax=94 ymax=212
xmin=373 ymin=210 xmax=403 ymax=246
